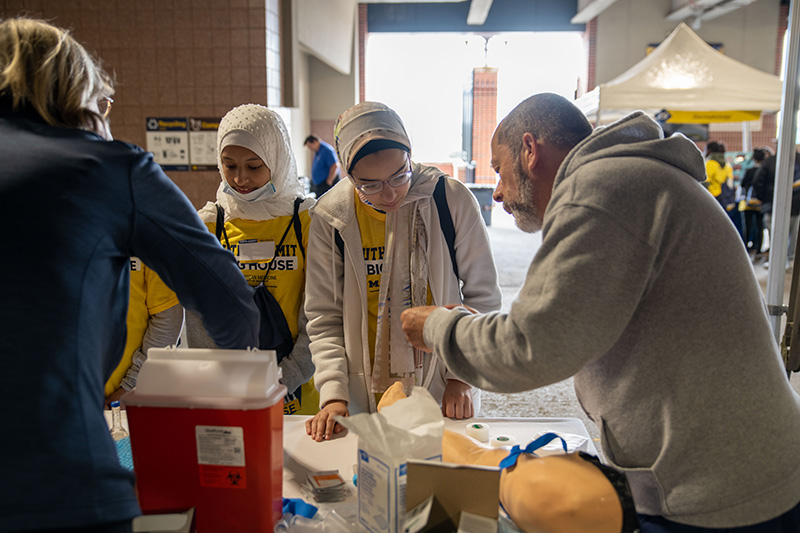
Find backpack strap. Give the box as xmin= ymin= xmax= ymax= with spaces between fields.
xmin=215 ymin=204 xmax=231 ymax=249
xmin=260 ymin=208 xmax=298 ymax=285
xmin=292 ymin=197 xmax=306 ymax=260
xmin=433 ymin=176 xmax=459 ymax=279
xmin=334 ymin=228 xmax=345 ymax=258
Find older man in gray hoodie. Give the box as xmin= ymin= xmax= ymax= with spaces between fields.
xmin=402 ymin=93 xmax=800 ymax=532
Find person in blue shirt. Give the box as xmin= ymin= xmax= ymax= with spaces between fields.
xmin=304 ymin=134 xmax=340 ymax=198
xmin=0 ymin=18 xmax=259 ymax=533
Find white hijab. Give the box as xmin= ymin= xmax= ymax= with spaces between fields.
xmin=213 ymin=104 xmax=304 ymax=221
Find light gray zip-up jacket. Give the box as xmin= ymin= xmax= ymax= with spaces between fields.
xmin=306 ymin=162 xmax=501 ymax=414
xmin=425 ymin=112 xmax=800 ymax=527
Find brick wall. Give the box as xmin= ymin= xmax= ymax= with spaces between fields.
xmin=1 ymin=0 xmax=277 ymax=209
xmin=471 ymin=67 xmax=498 ymax=185
xmin=699 ymin=4 xmax=786 ymax=154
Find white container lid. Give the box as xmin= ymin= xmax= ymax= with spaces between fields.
xmin=123 ymin=347 xmax=286 ymax=410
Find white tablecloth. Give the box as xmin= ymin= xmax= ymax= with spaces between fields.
xmin=282 ymin=415 xmax=597 ymax=500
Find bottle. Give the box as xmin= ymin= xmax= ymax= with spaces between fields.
xmin=109 ymin=400 xmax=129 ymax=441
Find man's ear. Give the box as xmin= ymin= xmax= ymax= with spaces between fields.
xmin=522 ymin=132 xmax=539 ymax=172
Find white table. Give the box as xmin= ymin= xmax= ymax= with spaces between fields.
xmin=282 ymin=415 xmax=597 ymax=500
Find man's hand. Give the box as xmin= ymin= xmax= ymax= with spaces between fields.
xmin=401 ymin=306 xmax=439 ymax=352
xmin=305 ymin=400 xmax=349 ymax=442
xmin=442 ymin=379 xmax=474 ymax=419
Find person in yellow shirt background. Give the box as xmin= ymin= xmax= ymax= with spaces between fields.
xmin=104 ymin=259 xmax=182 ymax=408
xmin=704 ymin=140 xmax=744 ymax=242
xmin=179 ymin=104 xmax=319 ymax=415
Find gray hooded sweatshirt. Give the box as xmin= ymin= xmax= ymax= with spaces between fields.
xmin=424 ymin=112 xmax=800 ymax=527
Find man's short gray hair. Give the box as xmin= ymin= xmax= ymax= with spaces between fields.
xmin=496 ymin=93 xmax=593 ymax=155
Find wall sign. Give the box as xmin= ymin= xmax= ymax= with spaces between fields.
xmin=146 ymin=117 xmax=189 ymax=171
xmin=189 ymin=117 xmax=221 ymax=170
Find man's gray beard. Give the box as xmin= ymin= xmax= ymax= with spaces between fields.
xmin=506 ymin=159 xmax=542 ymax=233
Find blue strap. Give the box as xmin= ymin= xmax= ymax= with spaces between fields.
xmin=282 ymin=497 xmax=318 ymax=518
xmin=498 ymin=432 xmax=568 ymax=471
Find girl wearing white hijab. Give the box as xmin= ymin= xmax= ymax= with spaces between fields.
xmin=184 ymin=104 xmax=318 ymax=415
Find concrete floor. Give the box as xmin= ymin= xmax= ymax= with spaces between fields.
xmin=478 ymin=204 xmax=800 ymax=457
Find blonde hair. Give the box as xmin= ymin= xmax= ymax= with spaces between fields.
xmin=0 ymin=17 xmax=113 ymax=131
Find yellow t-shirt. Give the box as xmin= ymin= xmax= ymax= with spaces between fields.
xmin=208 ymin=210 xmax=320 ymax=415
xmin=355 ymin=195 xmax=386 ymax=405
xmin=104 ymin=258 xmax=178 ymax=397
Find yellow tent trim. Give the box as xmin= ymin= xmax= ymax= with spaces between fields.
xmin=666 ymin=110 xmax=761 ymax=124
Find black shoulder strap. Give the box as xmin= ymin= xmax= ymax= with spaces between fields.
xmin=292 ymin=197 xmax=305 ymax=260
xmin=433 ymin=176 xmax=459 ymax=279
xmin=334 ymin=228 xmax=345 ymax=258
xmin=259 ymin=208 xmax=297 ymax=285
xmin=215 ymin=204 xmax=230 ymax=249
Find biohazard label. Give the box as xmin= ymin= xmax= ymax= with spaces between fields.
xmin=198 ymin=464 xmax=248 ymax=489
xmin=196 ymin=426 xmax=247 ymax=489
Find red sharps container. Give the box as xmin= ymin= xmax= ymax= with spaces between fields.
xmin=124 ymin=348 xmax=286 ymax=532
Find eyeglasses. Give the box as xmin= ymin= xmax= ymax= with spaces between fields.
xmin=98 ymin=97 xmax=113 ymax=119
xmin=352 ymin=157 xmax=412 ymax=195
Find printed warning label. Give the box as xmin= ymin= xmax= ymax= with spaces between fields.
xmin=198 ymin=464 xmax=248 ymax=489
xmin=195 ymin=426 xmax=245 ymax=466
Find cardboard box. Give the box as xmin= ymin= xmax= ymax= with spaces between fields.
xmin=405 ymin=460 xmax=501 ymax=532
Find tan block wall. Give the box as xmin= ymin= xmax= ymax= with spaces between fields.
xmin=1 ymin=0 xmax=276 ymax=209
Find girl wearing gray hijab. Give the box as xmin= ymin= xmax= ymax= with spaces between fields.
xmin=304 ymin=102 xmax=501 ymax=440
xmin=183 ymin=104 xmax=318 ymax=415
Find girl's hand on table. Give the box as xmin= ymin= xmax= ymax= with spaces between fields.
xmin=442 ymin=379 xmax=474 ymax=419
xmin=306 ymin=400 xmax=349 ymax=441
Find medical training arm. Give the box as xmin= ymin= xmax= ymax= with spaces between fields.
xmin=304 ymin=215 xmax=349 ymax=407
xmin=128 ymin=151 xmax=259 ymax=349
xmin=424 ymin=203 xmax=657 ymax=392
xmin=121 ymin=304 xmax=183 ymax=391
xmin=279 ymin=298 xmax=314 ymax=394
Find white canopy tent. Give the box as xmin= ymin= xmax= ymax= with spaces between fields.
xmin=574 ymin=22 xmax=783 ymax=125
xmin=575 ymin=19 xmax=800 ymax=351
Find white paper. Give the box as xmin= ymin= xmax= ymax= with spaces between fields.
xmin=195 ymin=426 xmax=245 ymax=466
xmin=237 ymin=240 xmax=275 ymax=263
xmin=529 ymin=430 xmax=591 ymax=455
